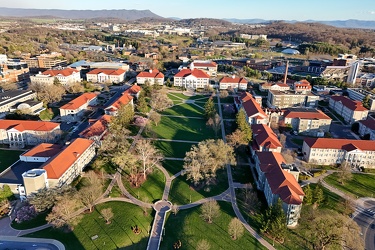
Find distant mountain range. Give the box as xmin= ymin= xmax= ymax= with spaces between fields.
xmin=224 ymin=18 xmax=375 ymax=29
xmin=0 ymin=7 xmax=163 ymax=20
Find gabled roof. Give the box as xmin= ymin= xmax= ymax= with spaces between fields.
xmin=252 ymin=124 xmax=282 ymax=150
xmin=174 ymin=69 xmax=210 ymax=78
xmin=330 ymin=96 xmax=368 ymax=111
xmin=43 ymin=138 xmax=94 ymax=179
xmin=0 ymin=120 xmax=60 ymax=132
xmin=256 ymin=151 xmax=304 ymax=205
xmin=124 ymin=85 xmax=141 ymax=95
xmin=79 ymin=115 xmax=111 ymax=138
xmin=21 ymin=143 xmax=62 ymax=158
xmin=283 ymin=109 xmax=331 ymax=120
xmin=137 ymin=69 xmax=164 ymax=79
xmin=105 ymin=92 xmax=133 ymax=111
xmin=359 ymin=118 xmax=375 ymax=130
xmin=304 ymin=138 xmax=375 ymax=151
xmin=87 ymin=68 xmax=126 ymax=76
xmin=60 ymin=93 xmax=98 ymax=110
xmin=42 ymin=68 xmax=79 ymax=77
xmin=239 ymin=92 xmax=267 ymax=118
xmin=192 ymin=61 xmax=217 ymax=68
xmin=219 ymin=76 xmax=247 ymax=84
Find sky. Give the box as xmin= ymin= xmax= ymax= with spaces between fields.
xmin=1 ymin=0 xmax=375 ymax=21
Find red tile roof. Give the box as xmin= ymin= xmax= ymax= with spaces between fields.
xmin=304 ymin=138 xmax=375 ymax=151
xmin=252 ymin=124 xmax=281 ymax=150
xmin=0 ymin=120 xmax=60 ymax=132
xmin=22 ymin=143 xmax=62 ymax=158
xmin=42 ymin=68 xmax=79 ymax=77
xmin=137 ymin=69 xmax=164 ymax=79
xmin=330 ymin=96 xmax=368 ymax=111
xmin=240 ymin=92 xmax=267 ymax=118
xmin=219 ymin=76 xmax=247 ymax=84
xmin=79 ymin=115 xmax=111 ymax=138
xmin=276 ymin=83 xmax=289 ymax=87
xmin=60 ymin=93 xmax=98 ymax=110
xmin=43 ymin=138 xmax=94 ymax=179
xmin=284 ymin=109 xmax=331 ymax=120
xmin=124 ymin=84 xmax=141 ymax=95
xmin=359 ymin=118 xmax=375 ymax=130
xmin=256 ymin=151 xmax=304 ymax=205
xmin=192 ymin=62 xmax=217 ymax=68
xmin=87 ymin=68 xmax=126 ymax=76
xmin=106 ymin=92 xmax=133 ymax=111
xmin=174 ymin=69 xmax=210 ymax=78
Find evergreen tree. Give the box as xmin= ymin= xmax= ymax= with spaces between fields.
xmin=362 ymin=94 xmax=371 ymax=109
xmin=136 ymin=93 xmax=148 ymax=113
xmin=261 ymin=199 xmax=287 ymax=244
xmin=236 ymin=109 xmax=252 ymax=143
xmin=204 ymin=97 xmax=216 ymax=119
xmin=303 ymin=184 xmax=313 ymax=205
xmin=313 ymin=183 xmax=324 ymax=206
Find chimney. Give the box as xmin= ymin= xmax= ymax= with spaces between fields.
xmin=283 ymin=60 xmax=289 ymax=85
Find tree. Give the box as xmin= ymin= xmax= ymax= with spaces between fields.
xmin=46 ymin=194 xmax=82 ymax=230
xmin=206 ymin=113 xmax=221 ymax=137
xmin=362 ymin=94 xmax=371 ymax=109
xmin=200 ymin=200 xmax=220 ymax=223
xmin=149 ymin=111 xmax=161 ymax=126
xmin=204 ymin=97 xmax=216 ymax=119
xmin=279 ymin=134 xmax=286 ymax=147
xmin=29 ymin=186 xmax=75 ymax=213
xmin=228 ymin=218 xmax=244 ymax=240
xmin=303 ymin=184 xmax=313 ymax=205
xmin=150 ymin=88 xmax=173 ymax=112
xmin=306 ymin=211 xmax=363 ymax=250
xmin=183 ymin=139 xmax=235 ymax=185
xmin=236 ymin=109 xmax=252 ymax=143
xmin=136 ymin=93 xmax=148 ymax=113
xmin=101 ymin=208 xmax=114 ymax=224
xmin=260 ymin=199 xmax=287 ymax=244
xmin=0 ymin=185 xmax=13 ymax=202
xmin=196 ymin=239 xmax=211 ymax=250
xmin=78 ymin=171 xmax=104 ymax=213
xmin=281 ymin=149 xmax=295 ymax=164
xmin=30 ymin=83 xmax=65 ymax=104
xmin=220 ymin=90 xmax=229 ymax=99
xmin=53 ymin=78 xmax=61 ymax=86
xmin=166 ymin=78 xmax=172 ymax=88
xmin=226 ymin=129 xmax=248 ymax=149
xmin=113 ymin=104 xmax=134 ymax=129
xmin=134 ymin=139 xmax=163 ymax=179
xmin=337 ymin=160 xmax=352 ymax=185
xmin=112 ymin=150 xmax=142 ymax=187
xmin=67 ymin=82 xmax=84 ymax=93
xmin=313 ymin=183 xmax=324 ymax=207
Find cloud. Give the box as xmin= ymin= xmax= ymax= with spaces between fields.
xmin=369 ymin=11 xmax=375 ymax=14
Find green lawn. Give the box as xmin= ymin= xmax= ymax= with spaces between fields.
xmin=161 ymin=103 xmax=204 ymax=117
xmin=291 ymin=138 xmax=304 ymax=146
xmin=144 ymin=116 xmax=216 ymax=141
xmin=11 ymin=210 xmax=49 ymax=230
xmin=220 ymin=96 xmax=234 ymax=103
xmin=162 ymin=160 xmax=184 ymax=176
xmin=325 ymin=173 xmax=375 ymax=198
xmin=169 ymin=169 xmax=228 ymax=205
xmin=122 ymin=169 xmax=166 ymax=203
xmin=160 ymin=201 xmax=266 ymax=250
xmin=153 ymin=140 xmax=195 ymax=159
xmin=167 ymin=93 xmax=184 ymax=101
xmin=24 ymin=202 xmax=153 ymax=250
xmin=0 ymin=149 xmax=23 ymax=173
xmin=128 ymin=125 xmax=140 ymax=136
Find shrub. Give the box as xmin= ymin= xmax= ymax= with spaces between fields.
xmin=299 ymin=175 xmax=311 ymax=181
xmin=312 ymin=170 xmax=327 ymax=177
xmin=15 ymin=205 xmax=37 ymax=223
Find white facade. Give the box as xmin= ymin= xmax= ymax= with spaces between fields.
xmin=174 ymin=75 xmax=210 ymax=89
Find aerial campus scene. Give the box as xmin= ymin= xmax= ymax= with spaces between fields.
xmin=0 ymin=0 xmax=374 ymax=249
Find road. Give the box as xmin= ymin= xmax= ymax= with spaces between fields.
xmin=329 ymin=122 xmax=359 ymax=139
xmin=354 ymin=199 xmax=375 ymax=250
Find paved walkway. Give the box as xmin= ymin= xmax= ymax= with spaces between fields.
xmin=161 ymin=114 xmax=204 ymax=119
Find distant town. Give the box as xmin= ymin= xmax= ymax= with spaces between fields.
xmin=0 ymin=11 xmax=374 ymax=250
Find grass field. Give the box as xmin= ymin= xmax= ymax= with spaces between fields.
xmin=153 ymin=140 xmax=195 ymax=159
xmin=162 ymin=160 xmax=184 ymax=175
xmin=324 ymin=173 xmax=375 ymax=198
xmin=122 ymin=169 xmax=165 ymax=203
xmin=161 ymin=103 xmax=204 ymax=117
xmin=11 ymin=210 xmax=49 ymax=230
xmin=144 ymin=116 xmax=216 ymax=141
xmin=160 ymin=201 xmax=267 ymax=250
xmin=169 ymin=169 xmax=228 ymax=205
xmin=0 ymin=149 xmax=23 ymax=173
xmin=24 ymin=202 xmax=153 ymax=250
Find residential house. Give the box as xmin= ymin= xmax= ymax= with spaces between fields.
xmin=59 ymin=93 xmax=98 ymax=122
xmin=251 ymin=124 xmax=282 ymax=155
xmin=253 ymin=151 xmax=304 ymax=227
xmin=190 ymin=61 xmax=218 ymax=76
xmin=79 ymin=115 xmax=111 ymax=146
xmin=0 ymin=90 xmax=37 ymax=118
xmin=329 ymin=96 xmax=368 ymax=124
xmin=86 ymin=68 xmax=126 ymax=84
xmin=302 ymin=138 xmax=375 ymax=168
xmin=104 ymin=91 xmax=134 ymax=116
xmin=174 ymin=69 xmax=210 ymax=89
xmin=136 ymin=69 xmax=164 ymax=85
xmin=219 ymin=76 xmax=247 ymax=91
xmin=282 ymin=108 xmax=332 ymax=136
xmin=30 ymin=68 xmax=81 ymax=86
xmin=0 ymin=120 xmax=61 ymax=148
xmin=358 ymin=118 xmax=375 ymax=140
xmin=239 ymin=92 xmax=268 ymax=125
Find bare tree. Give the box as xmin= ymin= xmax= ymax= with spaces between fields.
xmin=196 ymin=239 xmax=211 ymax=250
xmin=337 ymin=160 xmax=352 ymax=185
xmin=171 ymin=204 xmax=179 ymax=216
xmin=226 ymin=129 xmax=248 ymax=150
xmin=150 ymin=88 xmax=173 ymax=112
xmin=101 ymin=208 xmax=114 ymax=224
xmin=149 ymin=111 xmax=161 ymax=126
xmin=67 ymin=82 xmax=84 ymax=93
xmin=134 ymin=139 xmax=163 ymax=180
xmin=46 ymin=194 xmax=82 ymax=229
xmin=206 ymin=113 xmax=221 ymax=137
xmin=281 ymin=149 xmax=295 ymax=164
xmin=220 ymin=90 xmax=229 ymax=99
xmin=228 ymin=218 xmax=245 ymax=240
xmin=78 ymin=171 xmax=103 ymax=213
xmin=200 ymin=200 xmax=220 ymax=223
xmin=112 ymin=150 xmax=142 ymax=187
xmin=279 ymin=134 xmax=287 ymax=147
xmin=29 ymin=82 xmax=65 ymax=104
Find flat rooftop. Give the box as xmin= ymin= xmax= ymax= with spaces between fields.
xmin=0 ymin=161 xmax=43 ymax=184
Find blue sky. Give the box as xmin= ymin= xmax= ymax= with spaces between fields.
xmin=1 ymin=0 xmax=375 ymax=20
